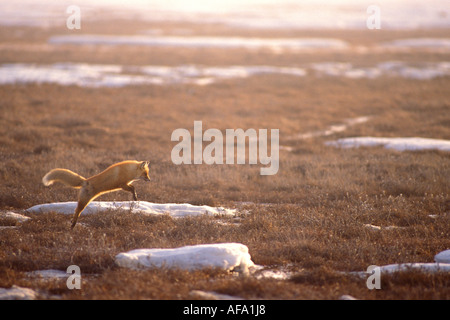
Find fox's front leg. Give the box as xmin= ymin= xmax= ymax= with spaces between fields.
xmin=122 ymin=184 xmax=137 ymax=201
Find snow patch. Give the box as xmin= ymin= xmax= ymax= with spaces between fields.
xmin=352 ymin=263 xmax=450 ymax=277
xmin=115 ymin=243 xmax=255 ymax=274
xmin=287 ymin=116 xmax=370 ymax=140
xmin=311 ymin=62 xmax=380 ymax=79
xmin=382 ymin=38 xmax=450 ymax=50
xmin=378 ymin=61 xmax=450 ymax=80
xmin=353 ymin=250 xmax=450 ymax=277
xmin=0 ymin=286 xmax=38 ymax=300
xmin=27 ymin=269 xmax=68 ymax=279
xmin=0 ymin=226 xmax=17 ymax=231
xmin=49 ymin=35 xmax=349 ymax=51
xmin=435 ymin=250 xmax=450 ymax=264
xmin=0 ymin=63 xmax=161 ymax=87
xmin=27 ymin=201 xmax=236 ymax=218
xmin=0 ymin=63 xmax=307 ymax=87
xmin=311 ymin=61 xmax=450 ymax=80
xmin=0 ymin=211 xmax=30 ymax=223
xmin=375 ymin=263 xmax=450 ymax=274
xmin=326 ymin=137 xmax=450 ymax=152
xmin=364 ymin=224 xmax=404 ymax=231
xmin=1 ymin=61 xmax=448 ymax=88
xmin=254 ymin=268 xmax=293 ymax=280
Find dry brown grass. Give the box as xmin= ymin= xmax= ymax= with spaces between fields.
xmin=0 ymin=21 xmax=449 ymax=300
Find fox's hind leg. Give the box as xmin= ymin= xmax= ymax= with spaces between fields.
xmin=71 ymin=199 xmax=90 ymax=229
xmin=71 ymin=187 xmax=95 ymax=229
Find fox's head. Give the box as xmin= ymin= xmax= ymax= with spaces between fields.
xmin=139 ymin=161 xmax=151 ymax=181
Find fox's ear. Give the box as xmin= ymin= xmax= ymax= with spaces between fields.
xmin=140 ymin=161 xmax=150 ymax=169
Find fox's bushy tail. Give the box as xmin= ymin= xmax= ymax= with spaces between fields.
xmin=42 ymin=169 xmax=85 ymax=188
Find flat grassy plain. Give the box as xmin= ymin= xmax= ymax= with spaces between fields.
xmin=0 ymin=21 xmax=449 ymax=300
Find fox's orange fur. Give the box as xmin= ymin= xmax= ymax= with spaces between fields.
xmin=42 ymin=160 xmax=151 ymax=229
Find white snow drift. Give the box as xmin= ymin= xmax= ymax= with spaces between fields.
xmin=382 ymin=38 xmax=450 ymax=50
xmin=435 ymin=250 xmax=450 ymax=264
xmin=0 ymin=211 xmax=30 ymax=222
xmin=0 ymin=286 xmax=38 ymax=300
xmin=327 ymin=137 xmax=450 ymax=152
xmin=1 ymin=61 xmax=448 ymax=88
xmin=115 ymin=243 xmax=255 ymax=274
xmin=0 ymin=211 xmax=31 ymax=230
xmin=364 ymin=263 xmax=450 ymax=275
xmin=49 ymin=35 xmax=349 ymax=51
xmin=26 ymin=269 xmax=68 ymax=279
xmin=0 ymin=63 xmax=307 ymax=87
xmin=352 ymin=249 xmax=450 ymax=277
xmin=27 ymin=201 xmax=236 ymax=218
xmin=287 ymin=116 xmax=370 ymax=140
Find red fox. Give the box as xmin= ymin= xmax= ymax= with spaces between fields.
xmin=42 ymin=160 xmax=151 ymax=229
